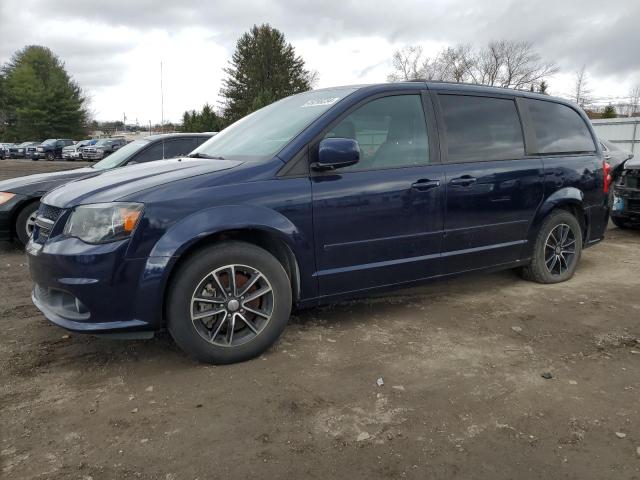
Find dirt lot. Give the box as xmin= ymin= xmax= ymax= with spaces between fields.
xmin=1 ymin=160 xmax=639 ymax=479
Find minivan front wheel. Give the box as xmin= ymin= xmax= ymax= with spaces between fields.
xmin=167 ymin=242 xmax=292 ymax=364
xmin=522 ymin=210 xmax=583 ymax=284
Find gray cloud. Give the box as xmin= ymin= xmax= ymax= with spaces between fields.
xmin=1 ymin=0 xmax=638 ymax=117
xmin=3 ymin=0 xmax=636 ymax=77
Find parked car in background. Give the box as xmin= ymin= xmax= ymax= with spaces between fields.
xmin=62 ymin=139 xmax=96 ymax=160
xmin=0 ymin=143 xmax=15 ymax=159
xmin=9 ymin=141 xmax=40 ymax=159
xmin=0 ymin=133 xmax=213 ymax=245
xmin=24 ymin=82 xmax=609 ymax=364
xmin=81 ymin=138 xmax=127 ymax=161
xmin=600 ymin=140 xmax=633 ymax=179
xmin=611 ymin=154 xmax=640 ymax=229
xmin=31 ymin=139 xmax=75 ymax=161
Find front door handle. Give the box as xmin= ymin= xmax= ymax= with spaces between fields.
xmin=411 ymin=179 xmax=441 ymax=191
xmin=450 ymin=175 xmax=477 ymax=186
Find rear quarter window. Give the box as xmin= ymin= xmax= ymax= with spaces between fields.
xmin=438 ymin=94 xmax=525 ymax=163
xmin=526 ymin=99 xmax=596 ymax=154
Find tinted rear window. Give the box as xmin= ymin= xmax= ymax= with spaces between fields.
xmin=439 ymin=95 xmax=525 ymax=163
xmin=527 ymin=99 xmax=595 ymax=154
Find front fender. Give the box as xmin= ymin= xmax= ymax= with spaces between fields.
xmin=148 ymin=204 xmax=305 ymax=258
xmin=133 ymin=204 xmax=315 ymax=327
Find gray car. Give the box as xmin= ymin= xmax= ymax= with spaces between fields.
xmin=601 ymin=139 xmax=633 ymax=178
xmin=611 ymin=154 xmax=640 ymax=229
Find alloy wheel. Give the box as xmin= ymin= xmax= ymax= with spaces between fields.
xmin=190 ymin=264 xmax=274 ymax=347
xmin=544 ymin=223 xmax=577 ymax=276
xmin=25 ymin=211 xmax=37 ymax=238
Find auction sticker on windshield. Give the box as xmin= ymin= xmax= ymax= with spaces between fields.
xmin=301 ymin=97 xmax=341 ymax=108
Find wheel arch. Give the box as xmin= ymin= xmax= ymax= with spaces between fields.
xmin=526 ymin=187 xmax=589 ymax=254
xmin=144 ymin=205 xmax=310 ymax=328
xmin=164 ymin=227 xmax=301 ymax=301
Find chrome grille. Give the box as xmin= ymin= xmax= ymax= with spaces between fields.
xmin=38 ymin=204 xmax=64 ymax=223
xmin=33 ymin=204 xmax=65 ymax=244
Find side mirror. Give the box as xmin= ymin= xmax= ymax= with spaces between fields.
xmin=313 ymin=137 xmax=360 ymax=171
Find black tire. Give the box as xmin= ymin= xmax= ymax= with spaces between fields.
xmin=45 ymin=152 xmax=55 ymax=161
xmin=15 ymin=201 xmax=40 ymax=246
xmin=611 ymin=216 xmax=629 ymax=229
xmin=521 ymin=210 xmax=583 ymax=284
xmin=167 ymin=241 xmax=292 ymax=364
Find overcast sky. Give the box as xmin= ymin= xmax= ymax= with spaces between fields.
xmin=1 ymin=0 xmax=638 ymax=123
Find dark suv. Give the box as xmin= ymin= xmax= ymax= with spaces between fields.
xmin=81 ymin=138 xmax=127 ymax=161
xmin=9 ymin=141 xmax=40 ymax=159
xmin=31 ymin=139 xmax=75 ymax=161
xmin=27 ymin=82 xmax=609 ymax=364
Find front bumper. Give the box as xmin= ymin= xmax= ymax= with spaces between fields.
xmin=611 ymin=187 xmax=640 ymax=222
xmin=27 ymin=235 xmax=164 ymax=334
xmin=82 ymin=151 xmax=105 ymax=160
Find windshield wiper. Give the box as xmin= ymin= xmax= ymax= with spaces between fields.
xmin=187 ymin=152 xmax=226 ymax=160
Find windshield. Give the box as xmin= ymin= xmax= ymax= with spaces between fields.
xmin=95 ymin=139 xmax=112 ymax=146
xmin=191 ymin=87 xmax=357 ymax=161
xmin=92 ymin=139 xmax=149 ymax=170
xmin=42 ymin=139 xmax=56 ymax=145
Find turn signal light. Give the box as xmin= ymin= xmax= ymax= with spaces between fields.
xmin=0 ymin=192 xmax=16 ymax=205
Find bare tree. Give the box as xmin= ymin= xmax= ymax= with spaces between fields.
xmin=625 ymin=84 xmax=640 ymax=117
xmin=387 ymin=46 xmax=425 ymax=81
xmin=388 ymin=40 xmax=557 ymax=89
xmin=572 ymin=66 xmax=592 ymax=109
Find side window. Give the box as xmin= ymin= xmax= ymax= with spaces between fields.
xmin=323 ymin=94 xmax=429 ymax=170
xmin=132 ymin=143 xmax=166 ymax=163
xmin=162 ymin=138 xmax=199 ymax=158
xmin=439 ymin=94 xmax=525 ymax=163
xmin=527 ymin=100 xmax=595 ymax=154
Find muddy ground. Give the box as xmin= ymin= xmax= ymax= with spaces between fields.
xmin=1 ymin=160 xmax=639 ymax=479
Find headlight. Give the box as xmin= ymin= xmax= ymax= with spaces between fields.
xmin=37 ymin=147 xmax=44 ymax=152
xmin=18 ymin=148 xmax=23 ymax=153
xmin=96 ymin=148 xmax=105 ymax=153
xmin=63 ymin=203 xmax=143 ymax=244
xmin=0 ymin=192 xmax=16 ymax=205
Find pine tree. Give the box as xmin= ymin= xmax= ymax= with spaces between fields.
xmin=602 ymin=104 xmax=617 ymax=118
xmin=2 ymin=46 xmax=88 ymax=141
xmin=538 ymin=80 xmax=549 ymax=95
xmin=181 ymin=103 xmax=224 ymax=132
xmin=220 ymin=24 xmax=314 ymax=124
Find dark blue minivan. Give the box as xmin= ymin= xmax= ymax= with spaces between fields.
xmin=27 ymin=82 xmax=610 ymax=364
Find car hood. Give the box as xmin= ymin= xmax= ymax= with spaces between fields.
xmin=624 ymin=155 xmax=639 ymax=169
xmin=0 ymin=167 xmax=97 ymax=196
xmin=43 ymin=158 xmax=243 ymax=208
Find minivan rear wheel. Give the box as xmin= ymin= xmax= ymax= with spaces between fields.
xmin=521 ymin=210 xmax=583 ymax=284
xmin=167 ymin=242 xmax=292 ymax=364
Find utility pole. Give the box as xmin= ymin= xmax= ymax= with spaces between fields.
xmin=160 ymin=61 xmax=164 ymax=135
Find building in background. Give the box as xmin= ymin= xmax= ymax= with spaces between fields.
xmin=592 ymin=117 xmax=640 ymax=154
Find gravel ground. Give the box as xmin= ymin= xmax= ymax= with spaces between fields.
xmin=1 ymin=160 xmax=639 ymax=479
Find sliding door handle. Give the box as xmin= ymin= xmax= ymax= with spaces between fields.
xmin=411 ymin=179 xmax=441 ymax=191
xmin=450 ymin=175 xmax=477 ymax=186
